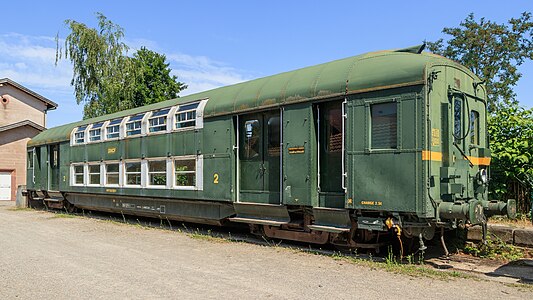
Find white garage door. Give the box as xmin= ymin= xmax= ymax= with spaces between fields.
xmin=0 ymin=172 xmax=12 ymax=201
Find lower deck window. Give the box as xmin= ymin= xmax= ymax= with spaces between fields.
xmin=174 ymin=159 xmax=195 ymax=187
xmin=88 ymin=165 xmax=101 ymax=185
xmin=125 ymin=162 xmax=141 ymax=186
xmin=149 ymin=160 xmax=167 ymax=186
xmin=73 ymin=165 xmax=84 ymax=185
xmin=106 ymin=163 xmax=120 ymax=185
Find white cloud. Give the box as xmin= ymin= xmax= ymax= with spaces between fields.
xmin=0 ymin=33 xmax=73 ymax=90
xmin=166 ymin=52 xmax=251 ymax=95
xmin=0 ymin=32 xmax=252 ymax=126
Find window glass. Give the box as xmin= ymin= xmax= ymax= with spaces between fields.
xmin=371 ymin=102 xmax=397 ymax=149
xmin=106 ymin=125 xmax=120 ymax=139
xmin=74 ymin=125 xmax=87 ymax=144
xmin=88 ymin=165 xmax=100 ymax=185
xmin=89 ymin=128 xmax=102 ymax=142
xmin=175 ymin=159 xmax=196 ymax=187
xmin=125 ymin=162 xmax=142 ymax=185
xmin=149 ymin=160 xmax=167 ymax=186
xmin=470 ymin=110 xmax=479 ymax=145
xmin=454 ymin=98 xmax=462 ymax=141
xmin=75 ymin=132 xmax=85 ymax=144
xmin=149 ymin=116 xmax=167 ymax=133
xmin=267 ymin=116 xmax=280 ymax=157
xmin=175 ymin=103 xmax=199 ymax=129
xmin=74 ymin=165 xmax=84 ymax=185
xmin=106 ymin=119 xmax=122 ymax=139
xmin=106 ymin=163 xmax=120 ymax=185
xmin=242 ymin=120 xmax=261 ymax=159
xmin=326 ymin=106 xmax=342 ymax=153
xmin=126 ymin=120 xmax=142 ymax=136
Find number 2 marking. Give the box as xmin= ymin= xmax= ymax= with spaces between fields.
xmin=213 ymin=173 xmax=219 ymax=184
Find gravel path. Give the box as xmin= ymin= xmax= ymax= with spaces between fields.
xmin=0 ymin=202 xmax=530 ymax=299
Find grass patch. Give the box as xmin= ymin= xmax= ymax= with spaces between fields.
xmin=296 ymin=247 xmax=473 ymax=281
xmin=188 ymin=228 xmax=231 ymax=243
xmin=7 ymin=207 xmax=34 ymax=212
xmin=338 ymin=251 xmax=473 ymax=281
xmin=51 ymin=213 xmax=77 ymax=219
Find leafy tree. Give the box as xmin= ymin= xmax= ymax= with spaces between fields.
xmin=427 ymin=12 xmax=533 ymax=112
xmin=488 ymin=104 xmax=533 ymax=201
xmin=56 ymin=13 xmax=185 ymax=119
xmin=131 ymin=47 xmax=187 ymax=107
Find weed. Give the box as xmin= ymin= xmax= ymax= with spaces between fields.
xmin=463 ymin=236 xmax=524 ymax=261
xmin=51 ymin=213 xmax=76 ymax=219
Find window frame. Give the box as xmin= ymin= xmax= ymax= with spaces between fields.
xmin=470 ymin=110 xmax=480 ymax=145
xmin=368 ymin=99 xmax=399 ymax=151
xmin=73 ymin=125 xmax=88 ymax=145
xmin=173 ymin=155 xmax=202 ymax=190
xmin=147 ymin=159 xmax=168 ymax=188
xmin=175 ymin=104 xmax=198 ymax=130
xmin=88 ymin=122 xmax=104 ymax=143
xmin=104 ymin=162 xmax=121 ymax=187
xmin=87 ymin=163 xmax=102 ymax=186
xmin=105 ymin=119 xmax=122 ymax=141
xmin=71 ymin=163 xmax=85 ymax=186
xmin=123 ymin=160 xmax=142 ymax=187
xmin=125 ymin=114 xmax=144 ymax=137
xmin=148 ymin=108 xmax=171 ymax=134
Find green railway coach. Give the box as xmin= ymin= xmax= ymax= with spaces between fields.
xmin=26 ymin=44 xmax=515 ymax=251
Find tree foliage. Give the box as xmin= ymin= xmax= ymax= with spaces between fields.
xmin=131 ymin=47 xmax=187 ymax=107
xmin=488 ymin=104 xmax=533 ymax=199
xmin=427 ymin=12 xmax=533 ymax=112
xmin=56 ymin=13 xmax=185 ymax=119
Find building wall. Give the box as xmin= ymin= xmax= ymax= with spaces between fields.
xmin=0 ymin=127 xmax=40 ymax=200
xmin=0 ymin=83 xmax=50 ymax=200
xmin=0 ymin=85 xmax=47 ymax=127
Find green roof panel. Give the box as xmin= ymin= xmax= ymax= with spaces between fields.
xmin=28 ymin=46 xmax=473 ymax=147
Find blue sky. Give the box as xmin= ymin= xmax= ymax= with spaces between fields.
xmin=2 ymin=1 xmax=532 ymax=127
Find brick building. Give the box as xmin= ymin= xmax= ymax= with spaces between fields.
xmin=0 ymin=78 xmax=57 ymax=201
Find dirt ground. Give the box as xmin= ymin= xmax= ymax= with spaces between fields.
xmin=0 ymin=202 xmax=531 ymax=300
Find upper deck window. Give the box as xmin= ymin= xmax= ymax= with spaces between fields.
xmin=149 ymin=108 xmax=170 ymax=133
xmin=126 ymin=114 xmax=144 ymax=136
xmin=74 ymin=125 xmax=87 ymax=144
xmin=106 ymin=118 xmax=122 ymax=139
xmin=371 ymin=102 xmax=397 ymax=149
xmin=89 ymin=122 xmax=103 ymax=142
xmin=175 ymin=102 xmax=199 ymax=129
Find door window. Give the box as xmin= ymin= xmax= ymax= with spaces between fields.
xmin=267 ymin=117 xmax=280 ymax=157
xmin=243 ymin=119 xmax=261 ymax=160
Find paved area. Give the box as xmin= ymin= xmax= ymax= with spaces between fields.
xmin=0 ymin=201 xmax=531 ymax=299
xmin=468 ymin=224 xmax=533 ymax=247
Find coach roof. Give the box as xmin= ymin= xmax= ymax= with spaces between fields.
xmin=28 ymin=44 xmax=475 ymax=146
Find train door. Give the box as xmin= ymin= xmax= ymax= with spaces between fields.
xmin=238 ymin=111 xmax=281 ymax=204
xmin=48 ymin=144 xmax=60 ymax=191
xmin=282 ymin=103 xmax=318 ymax=207
xmin=317 ymin=101 xmax=344 ymax=207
